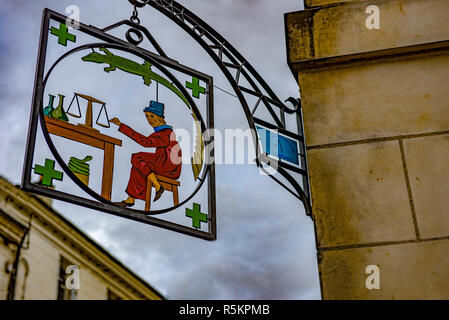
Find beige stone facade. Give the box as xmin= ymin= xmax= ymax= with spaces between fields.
xmin=0 ymin=177 xmax=164 ymax=300
xmin=286 ymin=0 xmax=449 ymax=299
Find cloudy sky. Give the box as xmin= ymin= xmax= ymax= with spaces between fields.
xmin=0 ymin=0 xmax=321 ymax=299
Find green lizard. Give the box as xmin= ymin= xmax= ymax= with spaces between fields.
xmin=81 ymin=47 xmax=190 ymax=108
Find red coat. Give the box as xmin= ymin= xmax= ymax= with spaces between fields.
xmin=119 ymin=124 xmax=182 ymax=200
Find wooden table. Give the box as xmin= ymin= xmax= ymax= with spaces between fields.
xmin=45 ymin=117 xmax=122 ymax=200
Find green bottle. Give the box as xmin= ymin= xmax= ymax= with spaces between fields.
xmin=44 ymin=94 xmax=55 ymax=116
xmin=52 ymin=94 xmax=69 ymax=122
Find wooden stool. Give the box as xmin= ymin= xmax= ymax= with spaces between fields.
xmin=145 ymin=174 xmax=180 ymax=211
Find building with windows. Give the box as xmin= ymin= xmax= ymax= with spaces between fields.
xmin=0 ymin=176 xmax=164 ymax=300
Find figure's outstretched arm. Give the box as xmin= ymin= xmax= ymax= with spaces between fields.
xmin=110 ymin=118 xmax=169 ymax=147
xmin=118 ymin=124 xmax=169 ymax=148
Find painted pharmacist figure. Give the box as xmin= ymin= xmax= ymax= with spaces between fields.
xmin=110 ymin=101 xmax=182 ymax=208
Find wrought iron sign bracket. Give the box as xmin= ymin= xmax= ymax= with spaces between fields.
xmin=126 ymin=0 xmax=312 ymax=217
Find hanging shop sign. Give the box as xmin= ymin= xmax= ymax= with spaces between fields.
xmin=22 ymin=8 xmax=216 ymax=240
xmin=23 ymin=0 xmax=311 ymax=241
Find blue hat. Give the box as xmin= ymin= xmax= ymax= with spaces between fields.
xmin=143 ymin=101 xmax=165 ymax=118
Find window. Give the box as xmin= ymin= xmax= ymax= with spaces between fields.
xmin=57 ymin=256 xmax=78 ymax=300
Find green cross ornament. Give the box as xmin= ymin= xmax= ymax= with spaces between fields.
xmin=34 ymin=159 xmax=64 ymax=187
xmin=50 ymin=23 xmax=76 ymax=46
xmin=186 ymin=203 xmax=208 ymax=229
xmin=186 ymin=77 xmax=206 ymax=99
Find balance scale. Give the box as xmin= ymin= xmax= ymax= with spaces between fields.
xmin=67 ymin=93 xmax=110 ymax=132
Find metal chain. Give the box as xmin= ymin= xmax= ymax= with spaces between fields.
xmin=130 ymin=4 xmax=140 ymax=24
